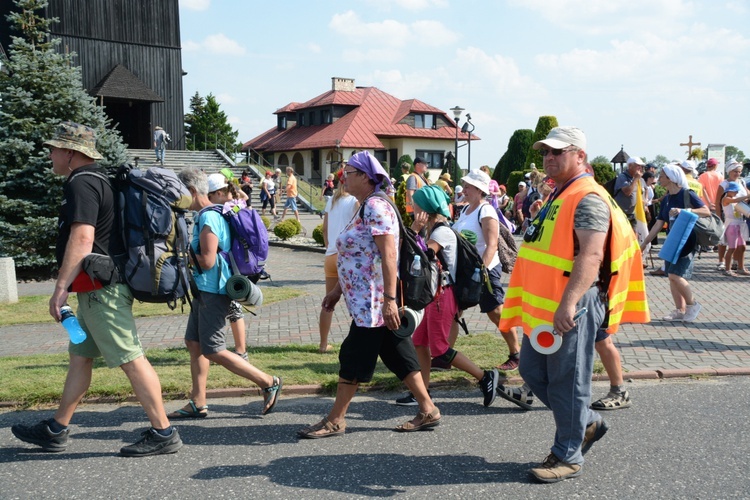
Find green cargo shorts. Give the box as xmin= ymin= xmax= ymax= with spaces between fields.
xmin=70 ymin=283 xmax=145 ymax=368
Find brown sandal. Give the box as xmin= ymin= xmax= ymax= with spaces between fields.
xmin=394 ymin=407 xmax=441 ymax=432
xmin=297 ymin=417 xmax=346 ymax=439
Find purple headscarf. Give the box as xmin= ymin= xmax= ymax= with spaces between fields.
xmin=347 ymin=151 xmax=392 ymax=187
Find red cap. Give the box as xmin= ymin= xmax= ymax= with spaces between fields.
xmin=707 ymin=158 xmax=718 ymax=167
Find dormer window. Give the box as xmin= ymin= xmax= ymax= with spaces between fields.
xmin=277 ymin=115 xmax=287 ymax=131
xmin=414 ymin=114 xmax=435 ymax=129
xmin=322 ymin=109 xmax=331 ymax=124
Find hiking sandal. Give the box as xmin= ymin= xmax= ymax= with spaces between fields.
xmin=591 ymin=390 xmax=632 ymax=411
xmin=168 ymin=399 xmax=208 ymax=419
xmin=297 ymin=417 xmax=346 ymax=439
xmin=394 ymin=407 xmax=441 ymax=432
xmin=496 ymin=384 xmax=534 ymax=410
xmin=261 ymin=376 xmax=283 ymax=415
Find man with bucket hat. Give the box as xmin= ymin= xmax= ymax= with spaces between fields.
xmin=11 ymin=121 xmax=183 ymax=457
xmin=499 ymin=126 xmax=649 ymax=482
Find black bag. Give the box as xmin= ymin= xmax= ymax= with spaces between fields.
xmin=359 ymin=193 xmax=437 ymax=311
xmin=684 ymin=190 xmax=723 ymax=247
xmin=474 ymin=203 xmax=518 ymax=274
xmin=433 ymin=222 xmax=485 ymax=311
xmin=521 ymin=187 xmax=541 ymax=217
xmin=603 ymin=177 xmax=618 ymax=197
xmin=82 ymin=253 xmax=118 ymax=286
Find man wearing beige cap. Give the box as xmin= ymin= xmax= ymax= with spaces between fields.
xmin=499 ymin=126 xmax=649 ymax=483
xmin=11 ymin=121 xmax=182 ymax=457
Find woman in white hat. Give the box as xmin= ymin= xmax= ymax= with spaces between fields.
xmin=452 ymin=170 xmax=521 ymax=372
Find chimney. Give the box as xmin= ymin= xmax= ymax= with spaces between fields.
xmin=331 ymin=77 xmax=355 ymax=92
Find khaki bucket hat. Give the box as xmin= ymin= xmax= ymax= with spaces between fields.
xmin=43 ymin=121 xmax=103 ymax=160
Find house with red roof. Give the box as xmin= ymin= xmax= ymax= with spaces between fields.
xmin=242 ymin=77 xmax=476 ymax=185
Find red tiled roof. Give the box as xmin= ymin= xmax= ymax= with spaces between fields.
xmin=243 ymin=85 xmax=478 ymax=153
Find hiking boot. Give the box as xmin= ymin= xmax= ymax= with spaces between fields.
xmin=497 ymin=355 xmax=519 ymax=372
xmin=430 ymin=357 xmax=452 ymax=371
xmin=682 ymin=302 xmax=702 ymax=322
xmin=530 ymin=453 xmax=582 ymax=483
xmin=11 ymin=419 xmax=69 ymax=452
xmin=395 ymin=390 xmax=430 ymax=406
xmin=120 ymin=428 xmax=183 ymax=457
xmin=591 ymin=390 xmax=631 ymax=411
xmin=479 ymin=369 xmax=500 ymax=407
xmin=581 ymin=418 xmax=609 ymax=455
xmin=496 ymin=383 xmax=534 ymax=410
xmin=662 ymin=309 xmax=684 ymax=321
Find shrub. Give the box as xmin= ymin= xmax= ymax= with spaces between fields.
xmin=273 ymin=219 xmax=300 ymax=240
xmin=312 ymin=224 xmax=325 ymax=246
xmin=289 ymin=218 xmax=303 ymax=234
xmin=261 ymin=216 xmax=271 ymax=229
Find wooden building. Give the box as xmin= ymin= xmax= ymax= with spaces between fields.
xmin=0 ymin=0 xmax=185 ymax=149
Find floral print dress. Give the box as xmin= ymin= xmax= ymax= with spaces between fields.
xmin=336 ymin=195 xmax=400 ymax=328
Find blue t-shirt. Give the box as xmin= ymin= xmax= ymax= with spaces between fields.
xmin=659 ymin=188 xmax=705 ymax=256
xmin=658 ymin=188 xmax=704 ymax=222
xmin=191 ymin=207 xmax=233 ymax=294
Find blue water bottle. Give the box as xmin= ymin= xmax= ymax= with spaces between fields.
xmin=60 ymin=305 xmax=87 ymax=344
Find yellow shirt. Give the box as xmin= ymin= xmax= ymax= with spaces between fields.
xmin=286 ymin=175 xmax=298 ymax=198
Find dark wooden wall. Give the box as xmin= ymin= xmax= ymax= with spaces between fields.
xmin=1 ymin=0 xmax=185 ymax=149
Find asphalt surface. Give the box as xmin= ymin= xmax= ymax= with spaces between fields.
xmin=2 ymin=377 xmax=750 ymax=499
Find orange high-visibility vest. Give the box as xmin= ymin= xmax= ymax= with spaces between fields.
xmin=499 ymin=175 xmax=649 ymax=335
xmin=405 ymin=173 xmax=428 ymax=213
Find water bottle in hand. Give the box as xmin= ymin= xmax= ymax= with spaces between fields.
xmin=410 ymin=255 xmax=422 ymax=276
xmin=60 ymin=305 xmax=87 ymax=344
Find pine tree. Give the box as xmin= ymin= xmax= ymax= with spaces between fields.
xmin=524 ymin=116 xmax=558 ymax=170
xmin=184 ymin=92 xmax=239 ymax=153
xmin=0 ymin=0 xmax=127 ymax=272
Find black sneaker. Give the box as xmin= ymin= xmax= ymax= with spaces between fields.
xmin=120 ymin=428 xmax=183 ymax=457
xmin=479 ymin=368 xmax=500 ymax=407
xmin=395 ymin=391 xmax=430 ymax=406
xmin=11 ymin=419 xmax=69 ymax=452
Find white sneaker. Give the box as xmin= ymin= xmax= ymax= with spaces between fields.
xmin=662 ymin=309 xmax=685 ymax=321
xmin=683 ymin=302 xmax=702 ymax=322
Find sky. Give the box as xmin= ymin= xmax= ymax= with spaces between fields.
xmin=178 ymin=0 xmax=750 ymax=170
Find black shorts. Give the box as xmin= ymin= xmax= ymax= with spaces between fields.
xmin=338 ymin=321 xmax=421 ymax=383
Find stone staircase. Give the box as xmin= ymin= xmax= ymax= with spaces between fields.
xmin=125 ymin=148 xmax=237 ymax=175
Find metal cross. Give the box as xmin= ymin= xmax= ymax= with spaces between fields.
xmin=680 ymin=135 xmax=701 ymax=156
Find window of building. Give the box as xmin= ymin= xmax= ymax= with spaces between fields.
xmin=309 ymin=111 xmax=316 ymax=126
xmin=414 ymin=114 xmax=435 ymax=129
xmin=322 ymin=109 xmax=331 ymax=124
xmin=415 ymin=150 xmax=444 ymax=169
xmin=277 ymin=115 xmax=287 ymax=131
xmin=298 ymin=113 xmax=306 ymax=126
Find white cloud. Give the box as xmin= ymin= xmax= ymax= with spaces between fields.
xmin=726 ymin=1 xmax=748 ymax=14
xmin=180 ymin=0 xmax=210 ymax=11
xmin=508 ymin=0 xmax=695 ymax=35
xmin=363 ymin=0 xmax=448 ymax=11
xmin=182 ymin=33 xmax=246 ymax=56
xmin=216 ymin=93 xmax=237 ymax=105
xmin=306 ymin=42 xmax=322 ymax=54
xmin=329 ymin=10 xmax=458 ymax=48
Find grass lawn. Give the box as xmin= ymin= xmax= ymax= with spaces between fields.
xmin=1 ymin=333 xmax=518 ymax=408
xmin=0 ymin=286 xmax=304 ymax=327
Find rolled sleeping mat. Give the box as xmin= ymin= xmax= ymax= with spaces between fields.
xmin=391 ymin=307 xmax=424 ymax=338
xmin=658 ymin=209 xmax=698 ymax=264
xmin=226 ymin=274 xmax=263 ymax=307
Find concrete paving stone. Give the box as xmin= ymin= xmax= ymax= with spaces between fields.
xmin=4 ymin=221 xmax=750 ymax=379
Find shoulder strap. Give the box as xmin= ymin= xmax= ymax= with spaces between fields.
xmin=476 ymin=202 xmax=490 ymax=227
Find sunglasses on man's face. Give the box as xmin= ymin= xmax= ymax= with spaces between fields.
xmin=540 ymin=147 xmax=577 ymax=157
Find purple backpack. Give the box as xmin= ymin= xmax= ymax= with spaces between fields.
xmin=208 ymin=202 xmax=268 ymax=281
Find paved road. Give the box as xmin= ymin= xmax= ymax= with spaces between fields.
xmin=2 ymin=377 xmax=749 ymax=499
xmin=4 ymin=218 xmax=750 ymax=376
